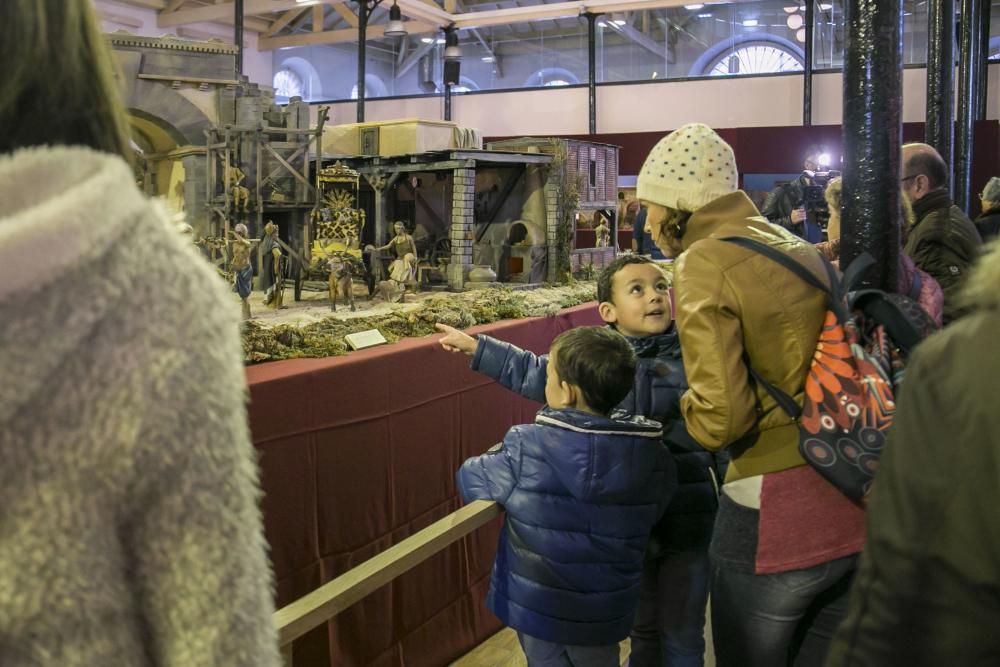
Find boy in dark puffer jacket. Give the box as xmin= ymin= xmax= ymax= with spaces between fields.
xmin=439 ymin=255 xmax=722 ymax=666
xmin=456 ymin=327 xmax=676 ymax=665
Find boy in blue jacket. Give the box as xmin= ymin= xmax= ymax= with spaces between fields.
xmin=439 ymin=255 xmax=721 ymax=666
xmin=455 ymin=327 xmax=676 ymax=666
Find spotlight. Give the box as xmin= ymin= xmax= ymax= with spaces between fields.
xmin=444 ymin=25 xmax=461 ymax=61
xmin=385 ymin=1 xmax=407 ymax=37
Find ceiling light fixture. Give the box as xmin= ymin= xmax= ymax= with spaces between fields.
xmin=742 ymin=18 xmax=759 ymax=27
xmin=684 ymin=4 xmax=705 ymax=9
xmin=385 ymin=1 xmax=407 ymax=37
xmin=443 ymin=25 xmax=461 ymax=61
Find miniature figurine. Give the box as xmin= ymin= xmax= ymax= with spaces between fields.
xmin=377 ymin=252 xmax=417 ymax=303
xmin=229 ymin=222 xmax=254 ymax=319
xmin=327 ymin=252 xmax=358 ymax=312
xmin=228 ymin=165 xmax=250 ymax=213
xmin=261 ymin=221 xmax=284 ymax=309
xmin=595 ymin=218 xmax=611 ymax=248
xmin=377 ymin=221 xmax=418 ymax=284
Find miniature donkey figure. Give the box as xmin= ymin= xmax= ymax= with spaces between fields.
xmin=328 ymin=252 xmax=362 ymax=312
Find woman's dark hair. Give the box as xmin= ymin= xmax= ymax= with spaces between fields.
xmin=0 ymin=0 xmax=132 ymax=160
xmin=550 ymin=327 xmax=636 ymax=416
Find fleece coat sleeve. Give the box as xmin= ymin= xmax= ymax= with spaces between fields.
xmin=128 ymin=298 xmax=280 ymax=667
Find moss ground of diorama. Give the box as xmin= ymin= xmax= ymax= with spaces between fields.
xmin=241 ymin=281 xmax=598 ymax=363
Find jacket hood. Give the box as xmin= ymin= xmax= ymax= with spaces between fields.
xmin=0 ymin=146 xmax=175 ymax=424
xmin=534 ymin=407 xmax=665 ymax=502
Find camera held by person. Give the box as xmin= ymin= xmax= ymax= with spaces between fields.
xmin=762 ymin=150 xmax=839 ymax=243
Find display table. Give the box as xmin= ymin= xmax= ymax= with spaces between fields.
xmin=247 ymin=302 xmax=602 ymax=666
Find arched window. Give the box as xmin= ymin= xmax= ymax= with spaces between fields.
xmin=690 ymin=34 xmax=805 ymax=77
xmin=351 ymin=74 xmax=388 ymax=99
xmin=273 ymin=69 xmax=304 ymax=99
xmin=523 ymin=67 xmax=581 ymax=88
xmin=272 ymin=57 xmax=322 ymax=101
xmin=451 ymin=76 xmax=480 ymax=93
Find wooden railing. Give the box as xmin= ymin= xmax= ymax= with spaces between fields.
xmin=273 ymin=499 xmax=502 ymax=666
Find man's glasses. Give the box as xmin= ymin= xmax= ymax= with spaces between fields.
xmin=900 ymin=174 xmax=921 ymax=183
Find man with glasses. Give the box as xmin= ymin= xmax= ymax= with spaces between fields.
xmin=974 ymin=177 xmax=1000 ymax=242
xmin=900 ymin=143 xmax=982 ymax=324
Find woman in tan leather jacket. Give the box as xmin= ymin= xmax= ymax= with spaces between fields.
xmin=636 ymin=124 xmax=865 ymax=667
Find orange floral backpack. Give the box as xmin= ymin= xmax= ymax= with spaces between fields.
xmin=722 ymin=236 xmax=937 ymax=503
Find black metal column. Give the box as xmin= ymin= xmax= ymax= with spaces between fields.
xmin=975 ymin=0 xmax=991 ymax=120
xmin=356 ymin=0 xmax=372 ymax=123
xmin=841 ymin=0 xmax=903 ymax=291
xmin=803 ymin=0 xmax=814 ymax=125
xmin=586 ymin=13 xmax=598 ymax=135
xmin=235 ymin=0 xmax=244 ymax=77
xmin=926 ymin=0 xmax=955 ymax=183
xmin=444 ymin=82 xmax=452 ymax=121
xmin=956 ymin=0 xmax=982 ymax=212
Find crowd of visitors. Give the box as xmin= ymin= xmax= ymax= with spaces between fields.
xmin=2 ymin=1 xmax=997 ymax=665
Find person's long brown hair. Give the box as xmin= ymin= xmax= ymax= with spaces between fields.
xmin=0 ymin=0 xmax=132 ymax=160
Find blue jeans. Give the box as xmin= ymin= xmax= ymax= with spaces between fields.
xmin=517 ymin=633 xmax=620 ymax=667
xmin=629 ymin=548 xmax=710 ymax=667
xmin=710 ymin=554 xmax=858 ymax=667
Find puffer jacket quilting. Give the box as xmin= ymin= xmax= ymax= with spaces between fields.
xmin=471 ymin=329 xmax=721 ymax=552
xmin=457 ymin=407 xmax=676 ymax=646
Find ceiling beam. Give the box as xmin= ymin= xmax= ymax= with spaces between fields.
xmin=264 ymin=7 xmax=310 ymax=36
xmin=116 ymin=0 xmax=168 ymax=8
xmin=395 ymin=39 xmax=436 ymax=77
xmin=313 ymin=4 xmax=326 ymax=31
xmin=395 ymin=0 xmax=452 ymax=24
xmin=606 ymin=14 xmax=662 ymax=57
xmin=163 ymin=0 xmax=189 ymax=12
xmin=258 ymin=20 xmax=436 ymax=49
xmin=333 ymin=4 xmax=359 ymax=27
xmin=157 ymin=0 xmax=309 ymax=28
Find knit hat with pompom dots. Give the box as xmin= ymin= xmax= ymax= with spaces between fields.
xmin=636 ymin=123 xmax=738 ymax=212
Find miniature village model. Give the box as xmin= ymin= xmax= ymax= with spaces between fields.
xmin=108 ymin=33 xmax=620 ymax=357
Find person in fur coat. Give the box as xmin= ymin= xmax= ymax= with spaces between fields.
xmin=0 ymin=2 xmax=280 ymax=665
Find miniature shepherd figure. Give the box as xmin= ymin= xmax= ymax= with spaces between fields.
xmin=262 ymin=221 xmax=284 ymax=309
xmin=228 ymin=165 xmax=251 ymax=213
xmin=229 ymin=223 xmax=254 ymax=320
xmin=328 ymin=253 xmax=356 ymax=312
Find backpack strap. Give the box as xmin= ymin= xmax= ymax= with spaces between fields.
xmin=720 ymin=236 xmax=833 ymax=295
xmin=745 ymin=366 xmax=802 ymax=420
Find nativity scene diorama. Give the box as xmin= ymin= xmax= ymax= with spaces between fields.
xmin=111 ymin=34 xmax=622 ymax=360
